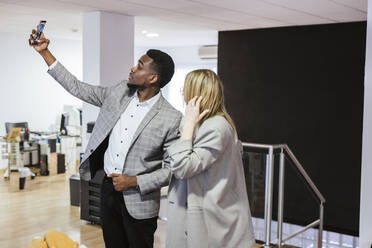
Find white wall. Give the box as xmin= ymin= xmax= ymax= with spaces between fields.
xmin=0 ymin=32 xmax=82 ymax=136
xmin=359 ymin=1 xmax=372 ymax=247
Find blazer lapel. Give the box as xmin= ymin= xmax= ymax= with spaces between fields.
xmin=128 ymin=94 xmax=164 ymax=150
xmin=106 ymin=86 xmax=136 ymax=135
xmin=84 ymin=85 xmax=134 ymax=157
xmin=113 ymin=94 xmax=134 ymax=126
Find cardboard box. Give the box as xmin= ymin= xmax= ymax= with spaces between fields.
xmin=49 ymin=153 xmax=57 ymax=175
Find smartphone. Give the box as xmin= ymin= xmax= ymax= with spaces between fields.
xmin=33 ymin=20 xmax=46 ymax=44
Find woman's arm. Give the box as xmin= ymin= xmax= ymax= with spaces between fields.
xmin=167 ymin=126 xmax=225 ymax=179
xmin=166 ymin=96 xmax=228 ymax=179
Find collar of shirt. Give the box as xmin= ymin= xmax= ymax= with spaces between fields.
xmin=133 ymin=90 xmax=161 ymax=108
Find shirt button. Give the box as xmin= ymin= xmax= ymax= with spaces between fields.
xmin=90 ymin=149 xmax=93 ymax=153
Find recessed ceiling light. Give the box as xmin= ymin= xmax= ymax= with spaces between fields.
xmin=146 ymin=33 xmax=159 ymax=38
xmin=142 ymin=30 xmax=148 ymax=34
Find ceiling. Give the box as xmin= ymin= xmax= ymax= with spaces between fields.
xmin=0 ymin=0 xmax=367 ymax=47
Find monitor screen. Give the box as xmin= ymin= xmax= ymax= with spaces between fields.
xmin=60 ymin=113 xmax=69 ymax=134
xmin=5 ymin=122 xmax=28 ymax=135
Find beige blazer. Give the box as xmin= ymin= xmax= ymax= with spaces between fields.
xmin=166 ymin=115 xmax=255 ymax=248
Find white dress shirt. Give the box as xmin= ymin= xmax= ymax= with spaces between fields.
xmin=49 ymin=60 xmax=58 ymax=69
xmin=104 ymin=90 xmax=160 ymax=175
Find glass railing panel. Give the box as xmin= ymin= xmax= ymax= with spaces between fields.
xmin=242 ymin=150 xmax=266 ymax=219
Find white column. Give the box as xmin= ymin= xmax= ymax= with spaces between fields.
xmin=360 ymin=2 xmax=372 ymax=247
xmin=81 ymin=11 xmax=134 ymax=150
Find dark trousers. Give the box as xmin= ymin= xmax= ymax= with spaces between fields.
xmin=100 ymin=176 xmax=158 ymax=248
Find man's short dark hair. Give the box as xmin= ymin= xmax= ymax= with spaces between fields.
xmin=146 ymin=49 xmax=174 ymax=88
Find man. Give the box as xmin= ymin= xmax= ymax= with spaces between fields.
xmin=29 ymin=30 xmax=182 ymax=248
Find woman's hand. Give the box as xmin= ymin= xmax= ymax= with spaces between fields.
xmin=181 ymin=96 xmax=209 ymax=140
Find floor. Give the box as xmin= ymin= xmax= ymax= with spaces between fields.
xmin=0 ymin=172 xmax=166 ymax=248
xmin=252 ymin=217 xmax=359 ymax=248
xmin=0 ymin=171 xmax=359 ymax=248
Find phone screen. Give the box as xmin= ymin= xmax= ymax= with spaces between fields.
xmin=34 ymin=20 xmax=46 ymax=43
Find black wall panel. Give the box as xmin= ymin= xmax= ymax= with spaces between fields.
xmin=218 ymin=22 xmax=366 ymax=235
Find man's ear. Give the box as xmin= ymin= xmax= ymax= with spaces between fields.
xmin=148 ymin=74 xmax=159 ymax=85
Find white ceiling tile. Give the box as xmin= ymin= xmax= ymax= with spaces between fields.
xmin=261 ymin=0 xmax=366 ymax=22
xmin=122 ymin=0 xmax=199 ymax=10
xmin=0 ymin=0 xmax=24 ymax=4
xmin=0 ymin=0 xmax=368 ymax=47
xmin=57 ymin=0 xmax=139 ymax=13
xmin=16 ymin=0 xmax=93 ymax=12
xmin=0 ymin=3 xmax=48 ymax=15
xmin=187 ymin=0 xmax=337 ymax=25
xmin=177 ymin=4 xmax=282 ymax=27
xmin=329 ymin=0 xmax=367 ymax=12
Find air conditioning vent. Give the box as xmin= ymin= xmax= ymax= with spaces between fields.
xmin=198 ymin=45 xmax=218 ymax=60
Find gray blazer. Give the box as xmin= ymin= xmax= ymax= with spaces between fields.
xmin=48 ymin=62 xmax=182 ymax=219
xmin=166 ymin=115 xmax=255 ymax=248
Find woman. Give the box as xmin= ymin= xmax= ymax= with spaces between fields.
xmin=166 ymin=69 xmax=255 ymax=248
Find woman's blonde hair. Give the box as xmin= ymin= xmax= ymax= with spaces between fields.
xmin=183 ymin=69 xmax=237 ymax=135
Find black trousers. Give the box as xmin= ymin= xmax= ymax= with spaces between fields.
xmin=100 ymin=176 xmax=158 ymax=248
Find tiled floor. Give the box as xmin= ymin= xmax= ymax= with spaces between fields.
xmin=252 ymin=217 xmax=359 ymax=248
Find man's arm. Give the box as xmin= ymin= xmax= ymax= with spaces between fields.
xmin=29 ymin=30 xmax=108 ymax=107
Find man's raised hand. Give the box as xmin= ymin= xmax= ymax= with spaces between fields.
xmin=29 ymin=29 xmax=49 ymax=53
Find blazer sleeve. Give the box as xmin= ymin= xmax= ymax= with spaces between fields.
xmin=47 ymin=62 xmax=108 ymax=107
xmin=136 ymin=114 xmax=182 ymax=195
xmin=166 ymin=124 xmax=227 ymax=179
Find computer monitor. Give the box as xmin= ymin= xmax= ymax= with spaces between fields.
xmin=63 ymin=105 xmax=81 ymax=127
xmin=5 ymin=122 xmax=29 ymax=140
xmin=60 ymin=113 xmax=69 ymax=135
xmin=5 ymin=122 xmax=28 ymax=134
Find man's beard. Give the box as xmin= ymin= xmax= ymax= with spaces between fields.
xmin=127 ymin=81 xmax=146 ymax=91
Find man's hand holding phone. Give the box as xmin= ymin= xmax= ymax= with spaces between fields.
xmin=29 ymin=31 xmax=49 ymax=53
xmin=29 ymin=20 xmax=49 ymax=53
xmin=29 ymin=20 xmax=56 ymax=66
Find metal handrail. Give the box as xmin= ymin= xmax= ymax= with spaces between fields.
xmin=283 ymin=144 xmax=325 ymax=203
xmin=242 ymin=142 xmax=326 ymax=248
xmin=281 ymin=219 xmax=320 ymax=243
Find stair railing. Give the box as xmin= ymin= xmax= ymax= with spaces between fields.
xmin=242 ymin=142 xmax=326 ymax=248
